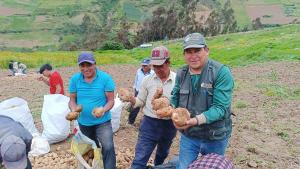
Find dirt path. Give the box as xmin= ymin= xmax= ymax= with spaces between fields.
xmin=0 ymin=61 xmax=299 ymax=168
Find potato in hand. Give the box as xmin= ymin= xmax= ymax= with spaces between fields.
xmin=65 ymin=111 xmax=80 ymax=121
xmin=171 ymin=108 xmax=190 ymax=127
xmin=118 ymin=88 xmax=133 ymax=102
xmin=152 ymin=97 xmax=170 ymax=111
xmin=92 ymin=107 xmax=105 ymax=118
xmin=156 ymin=106 xmax=173 ymax=118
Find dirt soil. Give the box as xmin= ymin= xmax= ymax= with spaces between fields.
xmin=0 ymin=61 xmax=299 ymax=169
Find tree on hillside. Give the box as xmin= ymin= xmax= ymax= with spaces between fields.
xmin=117 ymin=15 xmax=133 ymax=49
xmin=252 ymin=17 xmax=263 ymax=30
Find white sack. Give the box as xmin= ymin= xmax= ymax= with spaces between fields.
xmin=41 ymin=94 xmax=70 ymax=144
xmin=111 ymin=95 xmax=123 ymax=133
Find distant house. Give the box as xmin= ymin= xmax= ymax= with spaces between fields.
xmin=139 ymin=43 xmax=153 ymax=48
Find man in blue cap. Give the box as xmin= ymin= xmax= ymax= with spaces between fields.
xmin=127 ymin=58 xmax=154 ymax=125
xmin=0 ymin=115 xmax=33 ymax=169
xmin=68 ymin=51 xmax=116 ymax=169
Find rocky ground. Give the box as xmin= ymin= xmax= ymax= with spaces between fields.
xmin=0 ymin=61 xmax=299 ymax=169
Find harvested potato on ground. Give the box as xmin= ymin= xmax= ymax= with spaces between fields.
xmin=156 ymin=106 xmax=174 ymax=118
xmin=75 ymin=105 xmax=82 ymax=112
xmin=153 ymin=87 xmax=163 ymax=100
xmin=118 ymin=88 xmax=133 ymax=102
xmin=152 ymin=97 xmax=170 ymax=111
xmin=172 ymin=108 xmax=190 ymax=127
xmin=92 ymin=107 xmax=105 ymax=117
xmin=66 ymin=111 xmax=80 ymax=121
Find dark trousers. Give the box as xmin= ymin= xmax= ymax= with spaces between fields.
xmin=131 ymin=116 xmax=177 ymax=169
xmin=128 ymin=90 xmax=140 ymax=124
xmin=26 ymin=157 xmax=32 ymax=169
xmin=79 ymin=121 xmax=116 ymax=169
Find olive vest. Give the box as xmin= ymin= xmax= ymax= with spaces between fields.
xmin=176 ymin=59 xmax=232 ymax=140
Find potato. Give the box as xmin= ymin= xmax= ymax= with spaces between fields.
xmin=152 ymin=97 xmax=170 ymax=111
xmin=92 ymin=107 xmax=105 ymax=117
xmin=65 ymin=111 xmax=80 ymax=121
xmin=156 ymin=106 xmax=173 ymax=118
xmin=75 ymin=105 xmax=82 ymax=112
xmin=118 ymin=88 xmax=133 ymax=102
xmin=172 ymin=108 xmax=190 ymax=127
xmin=153 ymin=87 xmax=163 ymax=100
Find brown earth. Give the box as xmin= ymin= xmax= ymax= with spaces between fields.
xmin=246 ymin=5 xmax=299 ymax=24
xmin=0 ymin=61 xmax=299 ymax=168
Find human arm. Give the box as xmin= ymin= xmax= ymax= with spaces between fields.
xmin=170 ymin=75 xmax=181 ymax=108
xmin=69 ymin=93 xmax=78 ymax=112
xmin=37 ymin=76 xmax=49 ymax=86
xmin=54 ymin=84 xmax=62 ymax=94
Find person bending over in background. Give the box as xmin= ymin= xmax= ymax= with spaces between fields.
xmin=68 ymin=52 xmax=116 ymax=169
xmin=37 ymin=63 xmax=64 ymax=95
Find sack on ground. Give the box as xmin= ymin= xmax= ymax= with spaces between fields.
xmin=29 ymin=133 xmax=50 ymax=156
xmin=41 ymin=94 xmax=70 ymax=144
xmin=0 ymin=97 xmax=39 ymax=135
xmin=71 ymin=131 xmax=103 ymax=169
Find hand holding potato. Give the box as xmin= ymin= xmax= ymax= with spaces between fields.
xmin=171 ymin=108 xmax=190 ymax=127
xmin=153 ymin=87 xmax=163 ymax=100
xmin=152 ymin=97 xmax=170 ymax=111
xmin=65 ymin=105 xmax=82 ymax=121
xmin=118 ymin=88 xmax=134 ymax=102
xmin=92 ymin=107 xmax=105 ymax=118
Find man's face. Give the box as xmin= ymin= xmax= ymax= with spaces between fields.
xmin=152 ymin=61 xmax=170 ymax=79
xmin=142 ymin=65 xmax=151 ymax=73
xmin=79 ymin=62 xmax=96 ymax=78
xmin=42 ymin=69 xmax=51 ymax=77
xmin=184 ymin=47 xmax=209 ymax=71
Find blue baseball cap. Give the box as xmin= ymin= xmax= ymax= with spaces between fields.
xmin=1 ymin=135 xmax=27 ymax=169
xmin=141 ymin=58 xmax=151 ymax=66
xmin=78 ymin=52 xmax=96 ymax=65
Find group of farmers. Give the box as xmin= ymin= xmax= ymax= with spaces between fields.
xmin=0 ymin=32 xmax=234 ymax=169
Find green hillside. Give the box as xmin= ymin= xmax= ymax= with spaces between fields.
xmin=0 ymin=24 xmax=299 ymax=69
xmin=0 ymin=0 xmax=299 ymax=50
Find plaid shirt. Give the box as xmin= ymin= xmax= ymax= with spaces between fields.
xmin=188 ymin=153 xmax=235 ymax=169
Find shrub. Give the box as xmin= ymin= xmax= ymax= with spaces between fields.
xmin=101 ymin=41 xmax=124 ymax=50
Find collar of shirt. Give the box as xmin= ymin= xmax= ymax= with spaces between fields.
xmin=153 ymin=71 xmax=175 ymax=83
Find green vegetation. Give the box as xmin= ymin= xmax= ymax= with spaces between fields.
xmin=0 ymin=24 xmax=299 ymax=69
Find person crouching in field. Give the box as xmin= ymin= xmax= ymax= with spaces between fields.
xmin=170 ymin=33 xmax=234 ymax=169
xmin=0 ymin=115 xmax=33 ymax=169
xmin=8 ymin=60 xmax=27 ymax=76
xmin=68 ymin=52 xmax=116 ymax=169
xmin=37 ymin=63 xmax=65 ymax=95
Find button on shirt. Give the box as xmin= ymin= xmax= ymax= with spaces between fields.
xmin=134 ymin=71 xmax=176 ymax=119
xmin=69 ymin=69 xmax=115 ymax=126
xmin=133 ymin=68 xmax=154 ymax=92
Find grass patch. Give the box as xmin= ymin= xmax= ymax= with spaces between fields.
xmin=235 ymin=101 xmax=247 ymax=109
xmin=257 ymin=83 xmax=300 ymax=99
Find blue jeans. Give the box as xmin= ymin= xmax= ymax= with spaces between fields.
xmin=131 ymin=116 xmax=177 ymax=169
xmin=79 ymin=121 xmax=116 ymax=169
xmin=176 ymin=134 xmax=229 ymax=169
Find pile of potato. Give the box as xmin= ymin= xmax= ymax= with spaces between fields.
xmin=116 ymin=147 xmax=153 ymax=169
xmin=118 ymin=88 xmax=133 ymax=102
xmin=82 ymin=149 xmax=94 ymax=166
xmin=29 ymin=151 xmax=76 ymax=169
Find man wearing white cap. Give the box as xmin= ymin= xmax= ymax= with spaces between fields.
xmin=125 ymin=46 xmax=177 ymax=169
xmin=0 ymin=115 xmax=33 ymax=169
